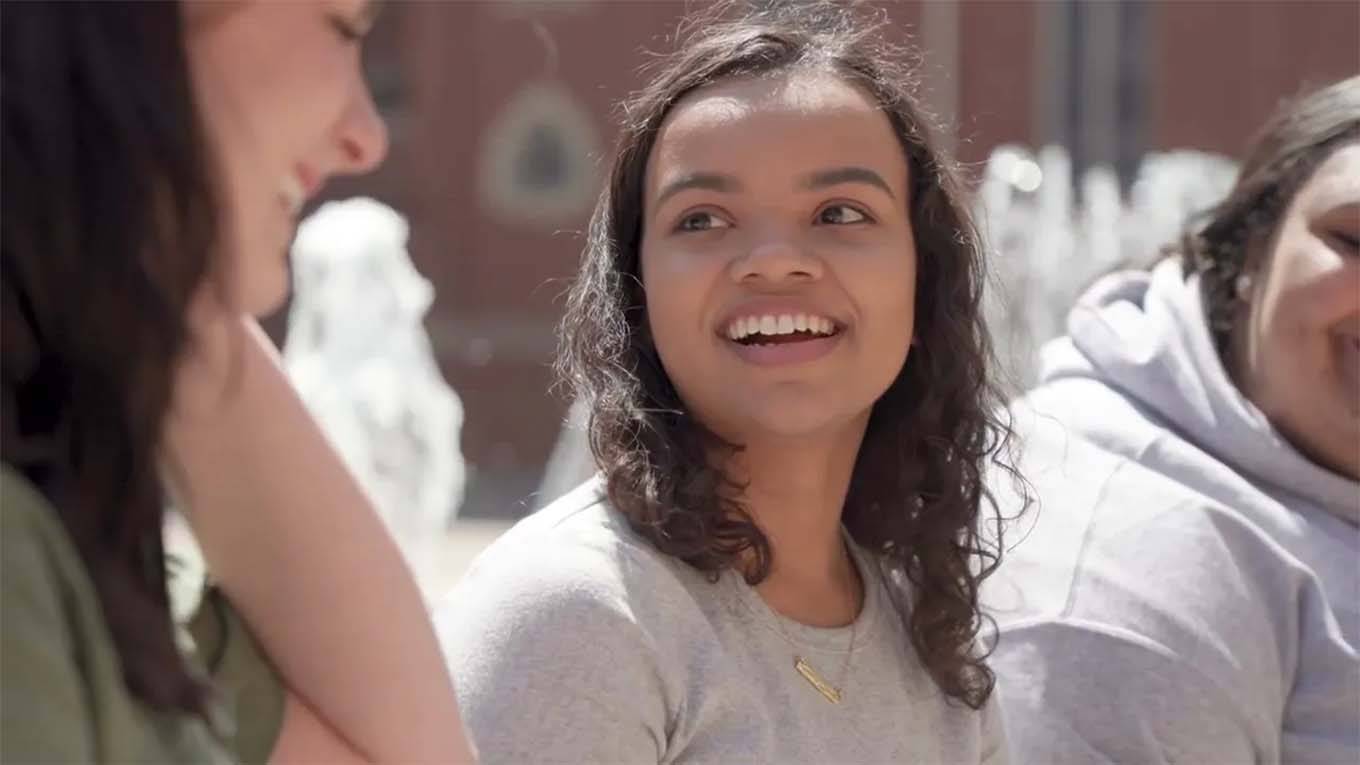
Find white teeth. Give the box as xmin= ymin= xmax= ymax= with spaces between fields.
xmin=280 ymin=175 xmax=305 ymax=214
xmin=725 ymin=312 xmax=838 ymax=341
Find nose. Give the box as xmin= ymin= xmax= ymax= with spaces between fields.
xmin=334 ymin=82 xmax=390 ymax=174
xmin=729 ymin=233 xmax=824 ymax=286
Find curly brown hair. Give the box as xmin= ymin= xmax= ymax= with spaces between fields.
xmin=556 ymin=0 xmax=1027 ymax=710
xmin=1184 ymin=75 xmax=1360 ymax=355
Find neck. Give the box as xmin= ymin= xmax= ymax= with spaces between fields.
xmin=728 ymin=418 xmax=867 ymax=627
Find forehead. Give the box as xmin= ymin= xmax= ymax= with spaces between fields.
xmin=1294 ymin=141 xmax=1360 ymax=214
xmin=647 ymin=70 xmax=909 ymax=191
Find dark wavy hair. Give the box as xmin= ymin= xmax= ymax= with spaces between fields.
xmin=557 ymin=0 xmax=1025 ymax=709
xmin=2 ymin=3 xmax=219 ymax=715
xmin=1185 ymin=75 xmax=1360 ymax=355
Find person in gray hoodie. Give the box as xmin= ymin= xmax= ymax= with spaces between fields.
xmin=986 ymin=76 xmax=1359 ymax=763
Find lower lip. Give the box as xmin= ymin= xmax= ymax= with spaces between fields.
xmin=726 ymin=333 xmax=842 ymax=366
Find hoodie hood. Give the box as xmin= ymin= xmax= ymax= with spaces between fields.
xmin=1037 ymin=257 xmax=1359 ymax=525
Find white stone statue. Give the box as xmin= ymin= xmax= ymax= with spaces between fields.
xmin=283 ymin=198 xmax=466 ymax=545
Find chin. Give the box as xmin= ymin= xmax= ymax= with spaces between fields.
xmin=1326 ymin=446 xmax=1360 ymax=482
xmin=720 ymin=398 xmax=870 ymax=444
xmin=1298 ymin=417 xmax=1360 ymax=480
xmin=1332 ymin=423 xmax=1360 ymax=479
xmin=240 ymin=269 xmax=291 ymax=318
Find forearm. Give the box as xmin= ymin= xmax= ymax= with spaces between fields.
xmin=166 ymin=317 xmax=473 ymax=763
xmin=271 ymin=693 xmax=368 ymax=765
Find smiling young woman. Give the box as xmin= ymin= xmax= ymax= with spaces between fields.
xmin=1 ymin=3 xmax=472 ymax=762
xmin=436 ymin=3 xmax=1027 ymax=763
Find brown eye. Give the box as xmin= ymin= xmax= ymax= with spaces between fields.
xmin=816 ymin=204 xmax=870 ymax=225
xmin=1329 ymin=230 xmax=1360 ymax=254
xmin=676 ymin=211 xmax=730 ymax=233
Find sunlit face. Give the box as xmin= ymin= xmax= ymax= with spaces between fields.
xmin=1233 ymin=142 xmax=1360 ymax=479
xmin=639 ymin=70 xmax=917 ymax=446
xmin=183 ymin=0 xmax=388 ymax=316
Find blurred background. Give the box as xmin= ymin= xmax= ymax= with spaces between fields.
xmin=258 ymin=0 xmax=1358 ymax=589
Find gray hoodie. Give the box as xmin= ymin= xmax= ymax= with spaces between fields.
xmin=985 ymin=258 xmax=1359 ymax=763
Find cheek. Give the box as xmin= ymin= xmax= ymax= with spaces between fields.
xmin=642 ymin=250 xmax=706 ymax=357
xmin=849 ymin=244 xmax=918 ymax=344
xmin=187 ymin=30 xmax=293 ymax=260
xmin=198 ymin=21 xmax=348 ymax=187
xmin=1259 ymin=246 xmax=1359 ymax=346
xmin=190 ymin=27 xmax=277 ymax=163
xmin=1313 ymin=262 xmax=1360 ymax=320
xmin=640 ymin=244 xmax=735 ymax=413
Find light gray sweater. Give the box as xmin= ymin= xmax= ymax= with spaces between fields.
xmin=985 ymin=259 xmax=1359 ymax=763
xmin=436 ymin=479 xmax=1009 ymax=764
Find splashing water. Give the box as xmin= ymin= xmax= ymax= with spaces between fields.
xmin=284 ymin=198 xmax=467 ymax=566
xmin=978 ymin=144 xmax=1238 ymax=391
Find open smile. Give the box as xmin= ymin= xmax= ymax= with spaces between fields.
xmin=721 ymin=310 xmax=845 ymax=366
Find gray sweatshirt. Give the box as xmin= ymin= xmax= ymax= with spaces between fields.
xmin=985 ymin=258 xmax=1359 ymax=763
xmin=436 ymin=479 xmax=1009 ymax=764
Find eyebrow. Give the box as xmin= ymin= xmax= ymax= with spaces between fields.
xmin=652 ymin=172 xmax=743 ymax=210
xmin=1313 ymin=201 xmax=1360 ymax=224
xmin=652 ymin=165 xmax=898 ymax=212
xmin=1319 ymin=199 xmax=1359 ymax=214
xmin=801 ymin=166 xmax=896 ymax=199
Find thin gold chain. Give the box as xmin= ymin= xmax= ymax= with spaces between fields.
xmin=765 ymin=548 xmax=862 ymax=704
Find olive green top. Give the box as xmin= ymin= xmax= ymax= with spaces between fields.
xmin=1 ymin=465 xmax=284 ymax=764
